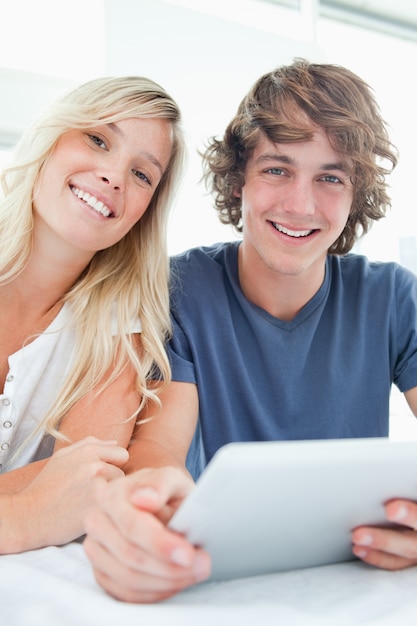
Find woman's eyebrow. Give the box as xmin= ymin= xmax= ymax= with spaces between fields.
xmin=106 ymin=122 xmax=164 ymax=174
xmin=139 ymin=151 xmax=164 ymax=174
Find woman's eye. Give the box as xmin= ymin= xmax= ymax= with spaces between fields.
xmin=88 ymin=134 xmax=107 ymax=149
xmin=133 ymin=169 xmax=151 ymax=186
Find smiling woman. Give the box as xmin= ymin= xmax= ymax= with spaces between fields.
xmin=0 ymin=75 xmax=185 ymax=553
xmin=33 ymin=117 xmax=172 ymax=259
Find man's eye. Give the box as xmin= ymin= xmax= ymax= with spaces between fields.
xmin=266 ymin=167 xmax=285 ymax=176
xmin=88 ymin=134 xmax=106 ymax=149
xmin=322 ymin=174 xmax=341 ymax=184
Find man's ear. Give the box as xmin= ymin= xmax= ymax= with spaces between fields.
xmin=232 ymin=189 xmax=241 ymax=198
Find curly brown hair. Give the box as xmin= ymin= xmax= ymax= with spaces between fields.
xmin=202 ymin=58 xmax=398 ymax=255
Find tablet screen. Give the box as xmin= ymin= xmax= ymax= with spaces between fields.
xmin=169 ymin=438 xmax=417 ymax=580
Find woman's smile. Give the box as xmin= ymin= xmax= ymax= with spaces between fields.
xmin=70 ymin=185 xmax=114 ymax=218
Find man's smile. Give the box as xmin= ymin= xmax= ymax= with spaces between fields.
xmin=270 ymin=221 xmax=315 ymax=238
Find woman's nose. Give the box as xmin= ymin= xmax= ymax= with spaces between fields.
xmin=101 ymin=175 xmax=121 ymax=191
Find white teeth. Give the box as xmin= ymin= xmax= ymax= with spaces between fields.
xmin=273 ymin=223 xmax=313 ymax=238
xmin=71 ymin=186 xmax=112 ymax=217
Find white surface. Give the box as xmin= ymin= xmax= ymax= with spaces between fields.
xmin=4 ymin=439 xmax=417 ymax=625
xmin=1 ymin=541 xmax=417 ymax=626
xmin=170 ymin=438 xmax=417 ymax=580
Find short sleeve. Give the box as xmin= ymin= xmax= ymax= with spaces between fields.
xmin=167 ymin=314 xmax=197 ymax=384
xmin=393 ymin=266 xmax=417 ymax=392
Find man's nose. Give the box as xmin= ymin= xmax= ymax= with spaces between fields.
xmin=283 ymin=179 xmax=315 ymax=216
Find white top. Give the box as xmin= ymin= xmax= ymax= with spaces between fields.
xmin=0 ymin=303 xmax=141 ymax=472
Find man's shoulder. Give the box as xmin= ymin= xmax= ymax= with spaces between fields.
xmin=329 ymin=254 xmax=417 ymax=299
xmin=169 ymin=241 xmax=239 ymax=311
xmin=170 ymin=241 xmax=239 ymax=276
xmin=331 ymin=253 xmax=407 ymax=280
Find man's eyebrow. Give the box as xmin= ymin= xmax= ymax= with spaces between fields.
xmin=255 ymin=152 xmax=351 ymax=173
xmin=321 ymin=161 xmax=352 ymax=174
xmin=255 ymin=153 xmax=293 ymax=165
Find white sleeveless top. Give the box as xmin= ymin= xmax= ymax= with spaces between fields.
xmin=0 ymin=303 xmax=141 ymax=472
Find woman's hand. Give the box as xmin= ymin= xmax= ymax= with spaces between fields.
xmin=0 ymin=436 xmax=128 ymax=554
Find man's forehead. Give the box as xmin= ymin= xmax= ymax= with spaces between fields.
xmin=251 ymin=130 xmax=353 ymax=173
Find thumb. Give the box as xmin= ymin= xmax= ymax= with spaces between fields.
xmin=128 ymin=467 xmax=194 ymax=512
xmin=130 ymin=486 xmax=162 ymax=512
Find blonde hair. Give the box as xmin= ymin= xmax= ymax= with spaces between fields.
xmin=0 ymin=76 xmax=185 ymax=441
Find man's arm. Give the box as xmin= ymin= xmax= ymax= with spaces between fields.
xmin=404 ymin=386 xmax=417 ymax=417
xmin=125 ymin=380 xmax=199 ymax=475
xmin=83 ymin=381 xmax=211 ymax=603
xmin=352 ymin=385 xmax=417 ymax=570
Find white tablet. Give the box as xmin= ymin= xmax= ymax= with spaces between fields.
xmin=169 ymin=438 xmax=417 ymax=581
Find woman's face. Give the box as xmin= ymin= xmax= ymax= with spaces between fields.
xmin=32 ymin=117 xmax=173 ymax=262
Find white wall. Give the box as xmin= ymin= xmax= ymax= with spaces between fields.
xmin=316 ymin=18 xmax=417 ymax=269
xmin=0 ymin=0 xmax=415 ymax=438
xmin=0 ymin=0 xmax=106 ymax=147
xmin=0 ymin=68 xmax=73 ymax=144
xmin=103 ymin=0 xmax=417 ymax=439
xmin=103 ymin=1 xmax=417 ymax=265
xmin=104 ymin=0 xmax=323 ymax=254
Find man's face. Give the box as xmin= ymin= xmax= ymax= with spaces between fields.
xmin=238 ymin=127 xmax=354 ymax=287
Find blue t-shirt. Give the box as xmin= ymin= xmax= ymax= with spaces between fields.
xmin=168 ymin=242 xmax=417 ymax=478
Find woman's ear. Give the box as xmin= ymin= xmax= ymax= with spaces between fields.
xmin=232 ymin=189 xmax=241 ymax=198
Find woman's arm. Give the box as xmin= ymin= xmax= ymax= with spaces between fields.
xmin=0 ymin=335 xmax=143 ymax=552
xmin=0 ymin=335 xmax=141 ymax=494
xmin=0 ymin=437 xmax=128 ymax=553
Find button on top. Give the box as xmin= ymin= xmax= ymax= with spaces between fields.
xmin=6 ymin=374 xmax=14 ymax=383
xmin=2 ymin=398 xmax=10 ymax=406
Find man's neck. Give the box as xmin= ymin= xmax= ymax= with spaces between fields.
xmin=237 ymin=245 xmax=326 ymax=322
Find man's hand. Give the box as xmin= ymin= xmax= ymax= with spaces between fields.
xmin=352 ymin=498 xmax=417 ymax=569
xmin=83 ymin=467 xmax=211 ymax=603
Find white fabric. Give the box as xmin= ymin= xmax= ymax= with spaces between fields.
xmin=1 ymin=542 xmax=417 ymax=626
xmin=0 ymin=303 xmax=141 ymax=472
xmin=0 ymin=304 xmax=75 ymax=471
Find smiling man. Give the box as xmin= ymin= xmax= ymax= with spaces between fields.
xmin=236 ymin=128 xmax=353 ymax=319
xmin=84 ymin=59 xmax=417 ymax=603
